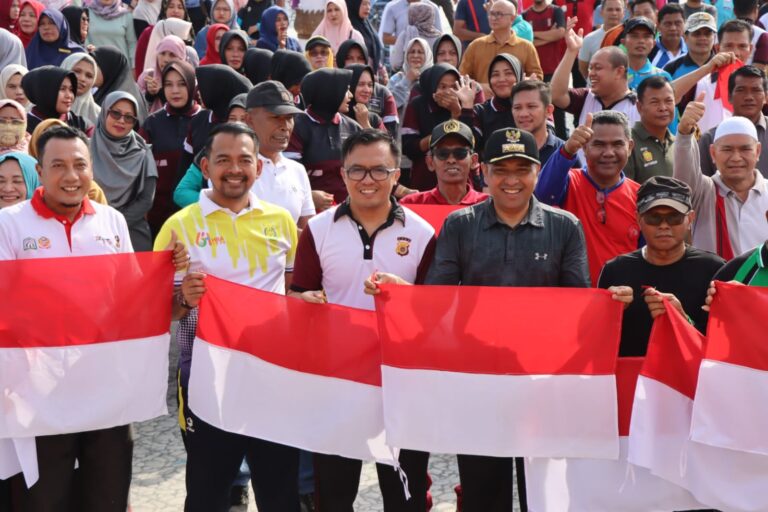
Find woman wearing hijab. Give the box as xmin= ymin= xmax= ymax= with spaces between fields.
xmin=87 ymin=0 xmax=137 ymax=69
xmin=0 ymin=0 xmax=19 ymax=31
xmin=311 ymin=0 xmax=364 ymax=53
xmin=0 ymin=99 xmax=30 ymax=154
xmin=391 ymin=3 xmax=442 ymax=71
xmin=137 ymin=17 xmax=194 ymax=78
xmin=256 ymin=6 xmax=301 ymax=52
xmin=199 ymin=22 xmax=228 ymax=65
xmin=92 ymin=45 xmax=148 ymax=123
xmin=134 ymin=0 xmax=194 ymax=77
xmin=344 ymin=64 xmax=385 ymax=130
xmin=193 ymin=0 xmax=236 ymax=58
xmin=25 ymin=9 xmax=84 ymax=69
xmin=61 ymin=6 xmax=90 ymax=46
xmin=0 ymin=152 xmax=39 ymax=208
xmin=61 ymin=52 xmax=100 ymax=128
xmin=22 ymin=65 xmax=87 ymax=133
xmin=13 ymin=0 xmax=43 ymax=47
xmin=243 ymin=47 xmax=272 ymax=85
xmin=346 ymin=0 xmax=383 ymax=78
xmin=141 ymin=59 xmax=198 ymax=233
xmin=218 ymin=29 xmax=249 ymax=74
xmin=132 ymin=0 xmax=160 ymax=38
xmin=473 ymin=53 xmax=523 ymax=154
xmin=402 ymin=62 xmax=476 ymax=191
xmin=388 ymin=37 xmax=432 ymax=112
xmin=91 ymin=91 xmax=157 ymax=250
xmin=0 ymin=29 xmax=27 ymax=67
xmin=270 ymin=49 xmax=311 ymax=104
xmin=0 ymin=64 xmax=29 ymax=108
xmin=286 ymin=67 xmax=361 ymax=206
xmin=139 ymin=34 xmax=187 ymax=113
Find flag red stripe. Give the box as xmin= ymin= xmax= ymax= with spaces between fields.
xmin=403 ymin=205 xmax=463 ymax=234
xmin=706 ymin=282 xmax=768 ymax=371
xmin=196 ymin=275 xmax=381 ymax=386
xmin=375 ymin=285 xmax=622 ymax=375
xmin=616 ymin=357 xmax=643 ymax=436
xmin=0 ymin=253 xmax=173 ymax=348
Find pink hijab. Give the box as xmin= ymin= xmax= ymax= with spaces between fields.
xmin=311 ymin=0 xmax=364 ymax=53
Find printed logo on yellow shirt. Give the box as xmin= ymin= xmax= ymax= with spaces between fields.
xmin=196 ymin=232 xmax=226 ymax=248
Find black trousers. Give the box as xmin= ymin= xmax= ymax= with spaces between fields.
xmin=313 ymin=449 xmax=429 ymax=512
xmin=457 ymin=455 xmax=528 ymax=512
xmin=18 ymin=425 xmax=133 ymax=512
xmin=183 ymin=409 xmax=300 ymax=512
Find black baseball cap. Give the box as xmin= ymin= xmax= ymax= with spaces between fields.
xmin=637 ymin=176 xmax=692 ymax=214
xmin=306 ymin=35 xmax=332 ymax=51
xmin=625 ymin=16 xmax=656 ymax=35
xmin=482 ymin=128 xmax=540 ymax=165
xmin=430 ymin=120 xmax=475 ymax=149
xmin=246 ymin=80 xmax=303 ymax=115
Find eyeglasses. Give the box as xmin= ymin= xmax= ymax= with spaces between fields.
xmin=0 ymin=117 xmax=24 ymax=126
xmin=489 ymin=10 xmax=513 ymax=18
xmin=641 ymin=211 xmax=687 ymax=226
xmin=107 ymin=110 xmax=137 ymax=124
xmin=344 ymin=166 xmax=396 ymax=181
xmin=433 ymin=148 xmax=471 ymax=161
xmin=596 ymin=190 xmax=607 ymax=224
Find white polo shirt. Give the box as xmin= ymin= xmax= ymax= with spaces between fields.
xmin=253 ymin=154 xmax=316 ymax=223
xmin=714 ymin=171 xmax=768 ymax=255
xmin=0 ymin=189 xmax=133 ymax=260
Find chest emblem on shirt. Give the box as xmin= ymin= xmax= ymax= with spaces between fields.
xmin=196 ymin=232 xmax=226 ymax=248
xmin=534 ymin=252 xmax=548 ymax=261
xmin=38 ymin=237 xmax=51 ymax=249
xmin=395 ymin=237 xmax=411 ymax=256
xmin=642 ymin=148 xmax=654 ymax=163
xmin=263 ymin=226 xmax=279 ymax=239
xmin=22 ymin=237 xmax=37 ymax=251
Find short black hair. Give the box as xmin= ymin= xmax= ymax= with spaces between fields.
xmin=728 ymin=64 xmax=768 ymax=99
xmin=510 ymin=79 xmax=552 ymax=107
xmin=341 ymin=129 xmax=400 ymax=165
xmin=637 ymin=74 xmax=673 ymax=101
xmin=203 ymin=123 xmax=259 ymax=158
xmin=631 ymin=0 xmax=657 ymax=12
xmin=718 ymin=18 xmax=754 ymax=41
xmin=591 ymin=110 xmax=631 ymax=139
xmin=657 ymin=3 xmax=684 ymax=23
xmin=36 ymin=125 xmax=89 ymax=164
xmin=734 ymin=0 xmax=758 ymax=17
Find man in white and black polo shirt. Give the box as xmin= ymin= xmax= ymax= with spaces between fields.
xmin=289 ymin=129 xmax=435 ymax=511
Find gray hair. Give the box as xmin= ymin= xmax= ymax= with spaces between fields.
xmin=593 ymin=46 xmax=629 ymax=71
xmin=592 ymin=110 xmax=631 ymax=139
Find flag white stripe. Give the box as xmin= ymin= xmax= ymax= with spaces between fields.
xmin=382 ymin=366 xmax=619 ymax=458
xmin=0 ymin=439 xmax=21 ymax=480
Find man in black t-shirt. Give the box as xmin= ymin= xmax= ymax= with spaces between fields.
xmin=598 ymin=176 xmax=725 ymax=356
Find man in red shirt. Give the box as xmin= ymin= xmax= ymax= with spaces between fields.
xmin=401 ymin=120 xmax=489 ymax=206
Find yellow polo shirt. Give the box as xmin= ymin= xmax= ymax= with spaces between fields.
xmin=459 ymin=32 xmax=544 ymax=83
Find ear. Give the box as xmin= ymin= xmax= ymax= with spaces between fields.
xmin=201 ymin=156 xmax=210 ymax=180
xmin=627 ymin=138 xmax=635 ymax=152
xmin=255 ymin=157 xmax=263 ymax=178
xmin=35 ymin=163 xmax=42 ymax=177
xmin=546 ymin=103 xmax=554 ymax=117
xmin=481 ymin=162 xmax=489 ymax=179
xmin=392 ymin=168 xmax=401 ymax=186
xmin=426 ymin=153 xmax=436 ymax=172
xmin=709 ymin=143 xmax=717 ymax=163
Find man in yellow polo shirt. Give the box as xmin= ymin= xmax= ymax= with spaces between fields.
xmin=459 ymin=0 xmax=543 ymax=96
xmin=153 ymin=123 xmax=300 ymax=512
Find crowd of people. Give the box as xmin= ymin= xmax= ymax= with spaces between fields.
xmin=1 ymin=0 xmax=768 ymax=508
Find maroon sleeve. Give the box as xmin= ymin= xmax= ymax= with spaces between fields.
xmin=566 ymin=87 xmax=589 ymax=118
xmin=753 ymin=33 xmax=768 ymax=65
xmin=382 ymin=90 xmax=398 ymax=119
xmin=289 ymin=225 xmax=324 ymax=292
xmin=286 ymin=121 xmax=305 ymax=160
xmin=414 ymin=236 xmax=437 ymax=285
xmin=134 ymin=26 xmax=153 ymax=80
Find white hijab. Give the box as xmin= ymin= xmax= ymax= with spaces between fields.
xmin=61 ymin=53 xmax=101 ymax=129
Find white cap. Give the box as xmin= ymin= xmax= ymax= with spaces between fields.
xmin=713 ymin=116 xmax=759 ymax=142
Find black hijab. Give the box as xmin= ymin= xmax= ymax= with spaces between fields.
xmin=335 ymin=40 xmax=368 ymax=69
xmin=301 ymin=67 xmax=352 ymax=122
xmin=228 ymin=92 xmax=247 ymax=112
xmin=270 ymin=49 xmax=312 ymax=91
xmin=62 ymin=6 xmax=88 ymax=45
xmin=427 ymin=62 xmax=460 ymax=108
xmin=244 ymin=47 xmax=273 ymax=85
xmin=346 ymin=0 xmax=382 ymax=71
xmin=219 ymin=30 xmax=250 ymax=74
xmin=22 ymin=66 xmax=77 ymax=119
xmin=163 ymin=60 xmax=197 ymax=115
xmin=347 ymin=63 xmax=374 ymax=110
xmin=432 ymin=34 xmax=463 ymax=67
xmin=196 ymin=64 xmax=252 ymax=121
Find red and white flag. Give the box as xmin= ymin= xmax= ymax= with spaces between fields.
xmin=0 ymin=253 xmax=173 ymax=439
xmin=525 ymin=358 xmax=705 ymax=512
xmin=189 ymin=275 xmax=393 ymax=463
xmin=375 ymin=285 xmax=622 ymax=458
xmin=628 ymin=297 xmax=768 ymax=512
xmin=402 ymin=205 xmax=463 ymax=234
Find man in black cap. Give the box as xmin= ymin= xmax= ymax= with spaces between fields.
xmin=620 ymin=17 xmax=673 ymax=91
xmin=424 ymin=127 xmax=590 ymax=511
xmin=401 ymin=120 xmax=489 ymax=205
xmin=598 ymin=176 xmax=725 ymax=356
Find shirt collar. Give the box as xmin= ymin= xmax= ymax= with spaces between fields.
xmin=632 ymin=121 xmax=674 ymax=143
xmin=481 ymin=196 xmax=544 ymax=230
xmin=582 ymin=168 xmax=626 ymax=193
xmin=542 ymin=132 xmax=560 ymax=149
xmin=258 ymin=153 xmax=286 ymax=169
xmin=333 ymin=196 xmax=406 ymax=225
xmin=198 ymin=189 xmax=262 ymax=217
xmin=656 ymin=37 xmax=687 ymax=54
xmin=30 ymin=186 xmax=95 ymax=222
xmin=429 ymin=187 xmax=484 ymax=205
xmin=713 ymin=170 xmax=767 ymax=196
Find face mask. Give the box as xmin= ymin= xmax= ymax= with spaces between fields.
xmin=0 ymin=123 xmax=25 ymax=148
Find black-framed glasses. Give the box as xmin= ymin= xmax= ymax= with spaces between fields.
xmin=107 ymin=110 xmax=137 ymax=124
xmin=642 ymin=211 xmax=687 ymax=226
xmin=344 ymin=166 xmax=396 ymax=181
xmin=433 ymin=148 xmax=471 ymax=161
xmin=596 ymin=190 xmax=607 ymax=225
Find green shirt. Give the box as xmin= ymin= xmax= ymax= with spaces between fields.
xmin=624 ymin=122 xmax=674 ymax=184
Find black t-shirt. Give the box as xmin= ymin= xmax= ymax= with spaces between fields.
xmin=598 ymin=247 xmax=725 ymax=356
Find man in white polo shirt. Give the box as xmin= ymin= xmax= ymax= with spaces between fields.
xmin=0 ymin=126 xmax=187 ymax=511
xmin=289 ymin=129 xmax=435 ymax=512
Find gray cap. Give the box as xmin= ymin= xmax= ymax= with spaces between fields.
xmin=685 ymin=12 xmax=717 ymax=33
xmin=246 ymin=80 xmax=303 ymax=115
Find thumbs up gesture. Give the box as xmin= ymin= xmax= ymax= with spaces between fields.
xmin=564 ymin=112 xmax=594 ymax=156
xmin=678 ymin=91 xmax=706 ymax=136
xmin=166 ymin=230 xmax=190 ymax=272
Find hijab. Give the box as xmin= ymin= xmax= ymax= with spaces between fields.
xmin=21 ymin=65 xmax=76 ymax=119
xmin=25 ymin=9 xmax=84 ymax=69
xmin=0 ymin=0 xmax=16 ymax=30
xmin=488 ymin=53 xmax=522 ymax=102
xmin=61 ymin=6 xmax=87 ymax=45
xmin=144 ymin=18 xmax=193 ymax=78
xmin=218 ymin=29 xmax=249 ymax=73
xmin=13 ymin=0 xmax=44 ymax=47
xmin=1 ymin=30 xmax=26 ymax=68
xmin=92 ymin=46 xmax=148 ymax=123
xmin=211 ymin=0 xmax=238 ymax=28
xmin=28 ymin=117 xmax=65 ymax=159
xmin=244 ymin=47 xmax=272 ymax=85
xmin=91 ymin=91 xmax=158 ymax=209
xmin=257 ymin=6 xmax=300 ymax=52
xmin=426 ymin=62 xmax=459 ymax=108
xmin=402 ymin=37 xmax=433 ymax=75
xmin=0 ymin=100 xmax=30 ymax=153
xmin=199 ymin=22 xmax=228 ymax=65
xmin=346 ymin=0 xmax=382 ymax=71
xmin=0 ymin=151 xmax=38 ymax=195
xmin=301 ymin=67 xmax=352 ymax=122
xmin=195 ymin=63 xmax=251 ymax=121
xmin=335 ymin=39 xmax=367 ymax=69
xmin=157 ymin=0 xmax=192 ymax=24
xmin=432 ymin=33 xmax=462 ymax=67
xmin=228 ymin=92 xmax=246 ymax=113
xmin=346 ymin=63 xmax=373 ymax=110
xmin=270 ymin=49 xmax=311 ymax=91
xmin=312 ymin=0 xmax=364 ymax=52
xmin=162 ymin=59 xmax=197 ymax=115
xmin=86 ymin=0 xmax=129 ymax=20
xmin=132 ymin=0 xmax=161 ymax=25
xmin=61 ymin=52 xmax=100 ymax=127
xmin=405 ymin=3 xmax=440 ymax=39
xmin=139 ymin=33 xmax=186 ymax=91
xmin=0 ymin=65 xmax=28 ymax=101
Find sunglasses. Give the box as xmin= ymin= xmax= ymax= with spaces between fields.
xmin=433 ymin=148 xmax=471 ymax=161
xmin=642 ymin=211 xmax=687 ymax=226
xmin=344 ymin=166 xmax=396 ymax=181
xmin=107 ymin=110 xmax=137 ymax=124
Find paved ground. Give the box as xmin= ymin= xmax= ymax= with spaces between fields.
xmin=129 ymin=338 xmax=521 ymax=511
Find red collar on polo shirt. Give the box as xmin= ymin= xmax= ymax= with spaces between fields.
xmin=424 ymin=187 xmax=488 ymax=205
xmin=31 ymin=186 xmax=95 ymax=224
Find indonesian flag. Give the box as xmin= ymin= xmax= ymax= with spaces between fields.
xmin=402 ymin=205 xmax=463 ymax=234
xmin=525 ymin=358 xmax=705 ymax=512
xmin=628 ymin=296 xmax=768 ymax=512
xmin=375 ymin=285 xmax=622 ymax=458
xmin=189 ymin=275 xmax=393 ymax=463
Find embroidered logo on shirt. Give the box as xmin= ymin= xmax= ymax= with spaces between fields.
xmin=642 ymin=148 xmax=654 ymax=162
xmin=94 ymin=235 xmax=114 ymax=246
xmin=196 ymin=232 xmax=226 ymax=248
xmin=22 ymin=237 xmax=37 ymax=251
xmin=395 ymin=237 xmax=411 ymax=256
xmin=263 ymin=225 xmax=279 ymax=238
xmin=37 ymin=237 xmax=51 ymax=249
xmin=534 ymin=252 xmax=548 ymax=261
